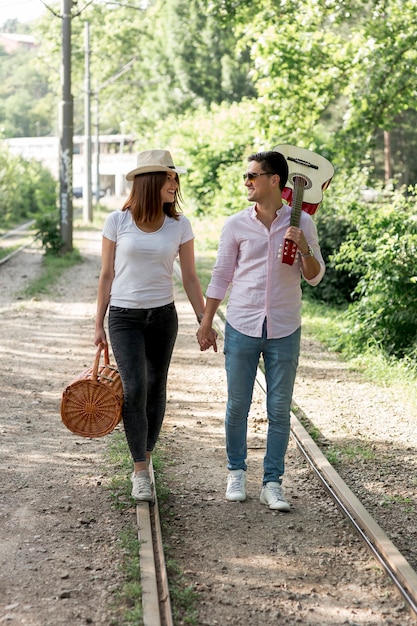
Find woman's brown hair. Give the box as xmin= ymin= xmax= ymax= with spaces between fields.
xmin=122 ymin=172 xmax=183 ymax=222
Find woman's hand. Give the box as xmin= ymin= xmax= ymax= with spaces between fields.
xmin=94 ymin=328 xmax=108 ymax=347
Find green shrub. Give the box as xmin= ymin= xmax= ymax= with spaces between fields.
xmin=151 ymin=100 xmax=263 ymax=217
xmin=301 ymin=168 xmax=370 ymax=305
xmin=332 ymin=188 xmax=417 ymax=359
xmin=303 ymin=204 xmax=359 ymax=304
xmin=0 ymin=145 xmax=57 ymax=228
xmin=35 ymin=213 xmax=63 ymax=255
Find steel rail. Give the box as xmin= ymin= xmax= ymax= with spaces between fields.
xmin=137 ymin=261 xmax=417 ymax=621
xmin=0 ymin=237 xmax=40 ymax=266
xmin=0 ymin=221 xmax=39 ymax=266
xmin=136 ymin=459 xmax=174 ymax=626
xmin=289 ymin=406 xmax=417 ymax=617
xmin=210 ymin=308 xmax=417 ymax=618
xmin=261 ymin=374 xmax=417 ymax=617
xmin=0 ymin=219 xmax=36 ymax=240
xmin=0 ymin=208 xmax=83 ymax=266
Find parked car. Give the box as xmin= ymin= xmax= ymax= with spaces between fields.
xmin=72 ymin=187 xmax=107 ymax=199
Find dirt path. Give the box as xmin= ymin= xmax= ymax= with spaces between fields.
xmin=0 ymin=227 xmax=416 ymax=625
xmin=0 ymin=232 xmax=129 ymax=625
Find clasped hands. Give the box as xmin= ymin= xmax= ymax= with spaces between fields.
xmin=196 ymin=323 xmax=218 ymax=352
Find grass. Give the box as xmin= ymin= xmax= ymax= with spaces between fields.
xmin=325 ymin=447 xmax=341 ymax=466
xmin=0 ymin=245 xmax=19 ymax=261
xmin=341 ymin=443 xmax=375 ymax=462
xmin=111 ymin=529 xmax=143 ymax=626
xmin=300 ymin=298 xmax=417 ymax=409
xmin=16 ymin=214 xmax=417 ymax=622
xmin=104 ymin=433 xmax=145 ymax=626
xmin=166 ymin=559 xmax=199 ymax=625
xmin=103 ymin=432 xmax=199 ymax=625
xmin=18 ymin=248 xmax=83 ymax=298
xmin=322 ymin=443 xmax=376 ymax=467
xmin=300 ymin=298 xmax=347 ymax=348
xmin=378 ymin=495 xmax=416 ymax=512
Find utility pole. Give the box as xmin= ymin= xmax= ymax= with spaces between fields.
xmin=83 ymin=21 xmax=93 ymax=222
xmin=59 ymin=0 xmax=73 ymax=252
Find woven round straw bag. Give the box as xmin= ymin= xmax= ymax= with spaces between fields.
xmin=61 ymin=345 xmax=123 ymax=437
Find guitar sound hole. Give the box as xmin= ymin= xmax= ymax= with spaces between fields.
xmin=292 ymin=174 xmax=310 ymax=189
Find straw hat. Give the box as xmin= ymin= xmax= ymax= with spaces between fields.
xmin=126 ymin=149 xmax=186 ymax=181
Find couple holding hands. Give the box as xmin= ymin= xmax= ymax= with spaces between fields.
xmin=94 ymin=147 xmax=325 ymax=510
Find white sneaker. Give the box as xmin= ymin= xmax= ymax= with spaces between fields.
xmin=260 ymin=482 xmax=290 ymax=512
xmin=226 ymin=469 xmax=246 ymax=502
xmin=131 ymin=470 xmax=153 ymax=502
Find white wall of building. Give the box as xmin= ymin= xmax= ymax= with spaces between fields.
xmin=5 ymin=134 xmax=137 ymax=197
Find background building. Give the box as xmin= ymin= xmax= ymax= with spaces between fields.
xmin=5 ymin=133 xmax=137 ymax=197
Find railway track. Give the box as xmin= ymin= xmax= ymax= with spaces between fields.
xmin=278 ymin=397 xmax=417 ymax=617
xmin=3 ymin=235 xmax=416 ymax=621
xmin=0 ymin=220 xmax=36 ymax=241
xmin=0 ymin=220 xmax=38 ymax=265
xmin=138 ymin=273 xmax=417 ymax=623
xmin=0 ymin=211 xmax=79 ymax=265
xmin=136 ymin=460 xmax=173 ymax=626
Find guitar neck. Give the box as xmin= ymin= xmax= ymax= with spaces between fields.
xmin=290 ymin=178 xmax=304 ymax=227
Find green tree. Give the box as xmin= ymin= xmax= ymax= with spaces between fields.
xmin=332 ymin=191 xmax=417 ymax=359
xmin=0 ymin=36 xmax=57 ymax=137
xmin=0 ymin=145 xmax=56 ymax=226
xmin=34 ymin=0 xmax=257 ymax=138
xmin=154 ymin=100 xmax=260 ymax=216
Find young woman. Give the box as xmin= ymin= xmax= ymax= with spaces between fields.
xmin=94 ymin=149 xmax=213 ymax=501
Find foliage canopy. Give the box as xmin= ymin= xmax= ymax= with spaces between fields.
xmin=1 ymin=0 xmax=417 ymax=364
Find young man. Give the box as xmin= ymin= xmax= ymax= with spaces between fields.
xmin=197 ymin=150 xmax=325 ymax=511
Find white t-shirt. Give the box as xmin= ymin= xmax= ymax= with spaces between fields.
xmin=103 ymin=209 xmax=194 ymax=309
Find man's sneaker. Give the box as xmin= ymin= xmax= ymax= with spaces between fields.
xmin=131 ymin=470 xmax=154 ymax=502
xmin=226 ymin=469 xmax=246 ymax=502
xmin=260 ymin=482 xmax=290 ymax=512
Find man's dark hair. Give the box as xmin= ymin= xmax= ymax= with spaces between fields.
xmin=248 ymin=151 xmax=289 ymax=191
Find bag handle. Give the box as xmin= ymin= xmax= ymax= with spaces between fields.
xmin=92 ymin=344 xmax=110 ymax=380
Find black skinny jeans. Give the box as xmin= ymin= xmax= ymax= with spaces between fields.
xmin=108 ymin=302 xmax=178 ymax=463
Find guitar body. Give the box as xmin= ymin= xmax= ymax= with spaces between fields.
xmin=273 ymin=144 xmax=334 ymax=215
xmin=272 ymin=144 xmax=334 ymax=264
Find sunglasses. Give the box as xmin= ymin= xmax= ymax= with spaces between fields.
xmin=242 ymin=172 xmax=274 ymax=181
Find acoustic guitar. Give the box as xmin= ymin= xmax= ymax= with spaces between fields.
xmin=273 ymin=144 xmax=334 ymax=265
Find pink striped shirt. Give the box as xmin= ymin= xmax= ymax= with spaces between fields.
xmin=206 ymin=205 xmax=325 ymax=339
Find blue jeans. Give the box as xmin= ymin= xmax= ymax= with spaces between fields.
xmin=224 ymin=321 xmax=301 ymax=484
xmin=108 ymin=303 xmax=178 ymax=463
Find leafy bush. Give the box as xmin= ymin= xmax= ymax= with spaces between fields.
xmin=302 ymin=170 xmax=367 ymax=305
xmin=152 ymin=100 xmax=263 ymax=217
xmin=35 ymin=213 xmax=63 ymax=255
xmin=303 ymin=205 xmax=359 ymax=304
xmin=0 ymin=145 xmax=57 ymax=228
xmin=332 ymin=188 xmax=417 ymax=359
